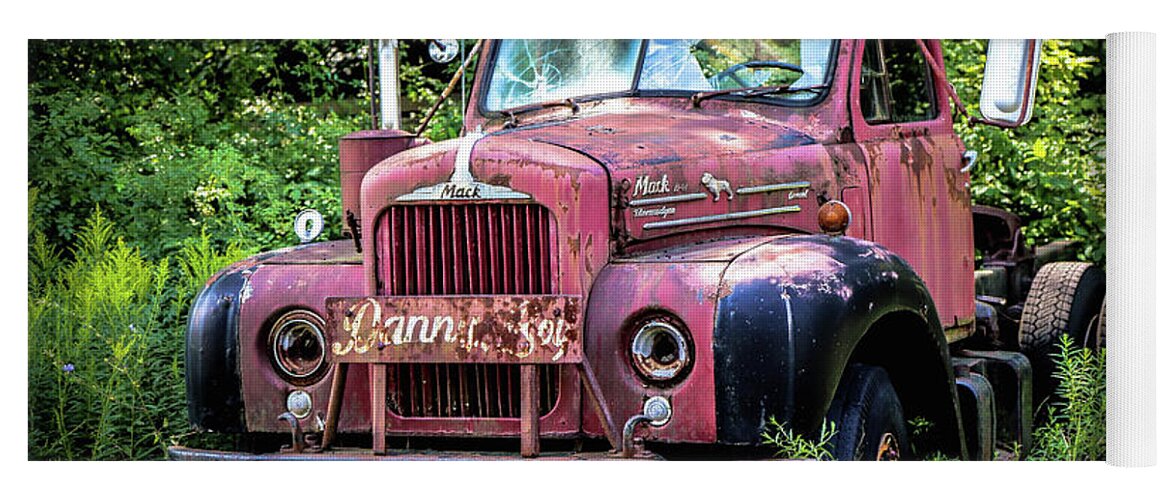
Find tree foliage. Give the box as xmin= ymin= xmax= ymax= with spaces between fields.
xmin=28 ymin=39 xmax=475 ymax=257
xmin=945 ymin=39 xmax=1106 ymax=264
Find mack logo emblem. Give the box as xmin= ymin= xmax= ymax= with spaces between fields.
xmin=633 ymin=174 xmax=671 ymax=197
xmin=325 ymin=296 xmax=582 ymax=364
xmin=440 ymin=183 xmax=482 ymax=199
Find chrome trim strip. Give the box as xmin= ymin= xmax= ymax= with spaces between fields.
xmin=735 ymin=181 xmax=812 ymax=195
xmin=642 ymin=205 xmax=801 ymax=230
xmin=627 ymin=193 xmax=710 ymax=207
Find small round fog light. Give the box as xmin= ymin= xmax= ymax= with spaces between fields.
xmin=287 ymin=390 xmax=312 ymax=419
xmin=643 ymin=396 xmax=672 ymax=427
xmin=818 ymin=200 xmax=851 ymax=236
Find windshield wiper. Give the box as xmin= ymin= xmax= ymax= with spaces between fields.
xmin=690 ymin=84 xmax=829 ymax=108
xmin=501 ymin=98 xmax=581 ymax=128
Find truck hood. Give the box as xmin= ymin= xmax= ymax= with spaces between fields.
xmin=502 ymin=104 xmax=824 ymax=170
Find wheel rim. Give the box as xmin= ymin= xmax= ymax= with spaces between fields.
xmin=1084 ymin=312 xmax=1102 ymax=349
xmin=876 ymin=432 xmax=901 ymax=461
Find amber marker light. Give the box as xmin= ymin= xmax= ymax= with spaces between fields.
xmin=818 ymin=200 xmax=851 ymax=235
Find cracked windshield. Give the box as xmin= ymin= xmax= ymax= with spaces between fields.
xmin=484 ymin=39 xmax=835 ymax=111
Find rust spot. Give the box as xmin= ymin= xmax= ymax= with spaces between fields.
xmin=570 ymin=175 xmax=582 ymax=198
xmin=585 ymin=125 xmax=619 ymax=135
xmin=567 ymin=234 xmax=582 ymax=259
xmin=563 ymin=300 xmax=579 ymax=324
xmin=583 ymin=234 xmax=595 ymax=278
xmin=637 ymin=155 xmax=683 ymax=167
xmin=943 ymin=166 xmax=971 ymax=207
xmin=706 ymin=281 xmax=734 ymax=302
xmin=485 ymin=173 xmax=512 ymax=186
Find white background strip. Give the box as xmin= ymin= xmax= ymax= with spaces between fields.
xmin=1107 ymin=31 xmax=1156 ymax=467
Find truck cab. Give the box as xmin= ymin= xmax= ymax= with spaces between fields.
xmin=180 ymin=39 xmax=1100 ymax=461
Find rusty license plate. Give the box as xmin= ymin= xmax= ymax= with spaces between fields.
xmin=325 ymin=295 xmax=582 ymax=364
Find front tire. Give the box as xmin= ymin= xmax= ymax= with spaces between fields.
xmin=826 ymin=364 xmax=910 ymax=461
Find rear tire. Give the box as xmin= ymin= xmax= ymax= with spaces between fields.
xmin=826 ymin=364 xmax=909 ymax=461
xmin=1018 ymin=262 xmax=1105 ymax=403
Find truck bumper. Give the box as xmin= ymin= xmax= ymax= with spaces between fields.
xmin=165 ymin=445 xmax=657 ymax=461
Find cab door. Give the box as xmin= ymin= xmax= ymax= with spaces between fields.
xmin=848 ymin=39 xmax=975 ymax=335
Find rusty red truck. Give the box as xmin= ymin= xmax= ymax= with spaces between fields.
xmin=175 ymin=39 xmax=1105 ymax=460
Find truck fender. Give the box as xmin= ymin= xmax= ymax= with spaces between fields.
xmin=186 ymin=267 xmax=248 ymax=432
xmin=713 ymin=234 xmax=962 ymax=454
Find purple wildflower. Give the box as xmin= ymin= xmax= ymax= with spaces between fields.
xmin=62 ymin=363 xmax=75 ymax=373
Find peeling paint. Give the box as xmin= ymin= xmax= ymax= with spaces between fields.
xmin=239 ymin=270 xmax=254 ymax=304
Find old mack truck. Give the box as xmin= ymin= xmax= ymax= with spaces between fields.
xmin=173 ymin=39 xmax=1106 ymax=460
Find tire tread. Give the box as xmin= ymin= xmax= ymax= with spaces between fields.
xmin=1018 ymin=262 xmax=1093 ymax=355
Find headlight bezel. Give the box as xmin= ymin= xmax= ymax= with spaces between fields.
xmin=269 ymin=310 xmax=329 ymax=385
xmin=628 ymin=313 xmax=694 ymax=386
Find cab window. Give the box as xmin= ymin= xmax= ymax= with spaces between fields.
xmin=860 ymin=39 xmax=937 ymax=124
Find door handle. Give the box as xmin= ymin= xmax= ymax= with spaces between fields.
xmin=960 ymin=150 xmax=978 ymax=173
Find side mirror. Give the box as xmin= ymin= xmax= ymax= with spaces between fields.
xmin=979 ymin=39 xmax=1043 ymax=127
xmin=429 ymin=39 xmax=460 ymax=64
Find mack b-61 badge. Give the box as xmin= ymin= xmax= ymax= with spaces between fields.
xmin=325 ymin=296 xmax=583 ymax=364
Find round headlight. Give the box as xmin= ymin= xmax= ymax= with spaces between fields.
xmin=270 ymin=310 xmax=327 ymax=383
xmin=630 ymin=317 xmax=692 ymax=384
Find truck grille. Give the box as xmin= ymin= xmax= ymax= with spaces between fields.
xmin=388 ymin=364 xmax=559 ymax=418
xmin=375 ymin=204 xmax=555 ymax=296
xmin=374 ymin=204 xmax=558 ymax=419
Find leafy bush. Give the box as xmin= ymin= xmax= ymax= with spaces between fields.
xmin=28 ymin=40 xmax=369 ymax=256
xmin=945 ymin=39 xmax=1106 ymax=265
xmin=116 ymin=95 xmax=363 ymax=256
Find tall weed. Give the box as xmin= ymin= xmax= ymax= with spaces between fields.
xmin=1028 ymin=335 xmax=1106 ymax=461
xmin=761 ymin=417 xmax=837 ymax=460
xmin=28 ymin=209 xmax=247 ymax=459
